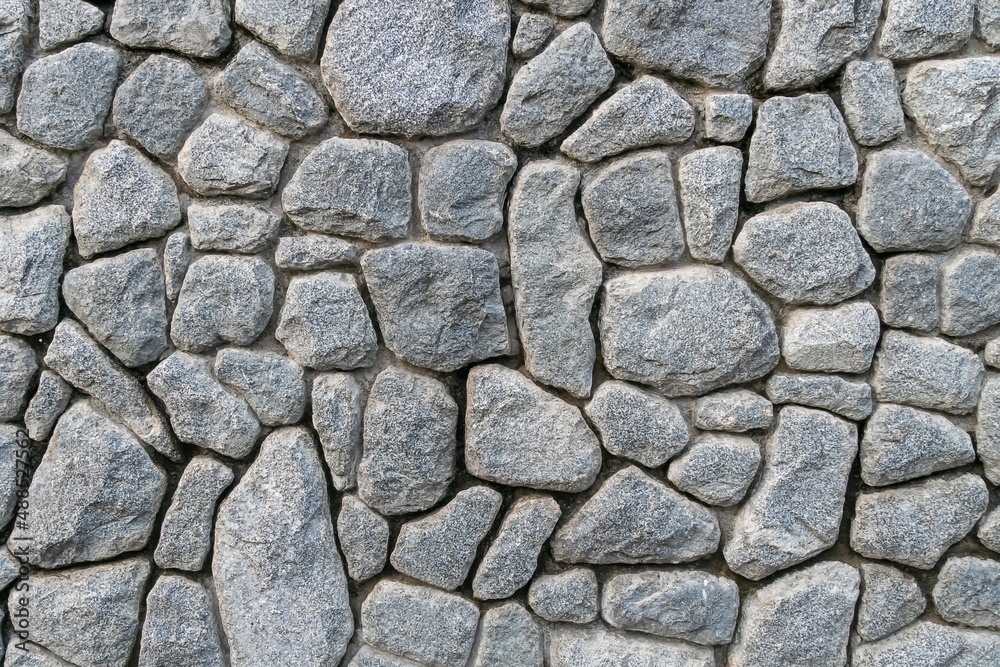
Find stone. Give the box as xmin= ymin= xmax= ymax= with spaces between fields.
xmin=878 ymin=254 xmax=940 ymax=331
xmin=781 ymin=302 xmax=881 ymax=373
xmin=982 ymin=0 xmax=1000 ymax=47
xmin=857 ymin=563 xmax=926 ymax=642
xmin=275 ymin=235 xmax=357 ymax=270
xmin=349 ymin=647 xmax=424 ymax=667
xmin=523 ymin=0 xmax=591 ymax=16
xmin=38 ymin=0 xmax=103 ymax=50
xmin=62 ymin=248 xmax=169 ymax=367
xmin=390 ymin=486 xmax=502 ymax=590
xmin=979 ymin=506 xmax=1000 ymax=552
xmin=465 ymin=364 xmax=601 ymax=493
xmin=600 ymin=266 xmax=779 ymax=396
xmin=728 ymin=561 xmax=859 ymax=667
xmin=216 ymin=41 xmax=327 ymax=138
xmin=187 ymin=201 xmax=281 ymax=254
xmin=0 ymin=425 xmax=22 ymax=527
xmin=989 ymin=340 xmax=1000 ymax=368
xmin=170 ymin=255 xmax=275 ymax=353
xmin=113 ymin=55 xmax=208 ymax=159
xmin=692 ymin=389 xmax=773 ymax=432
xmin=24 ymin=371 xmax=71 ymax=441
xmin=235 ymin=0 xmax=329 ymax=59
xmin=321 ymin=0 xmax=508 ymax=137
xmin=507 ymin=162 xmax=602 ymax=397
xmin=677 ymin=146 xmax=742 ymax=263
xmin=744 ymin=94 xmax=857 ymax=203
xmin=358 ymin=368 xmax=457 ymax=515
xmin=472 ymin=494 xmax=561 ymax=600
xmin=733 ymin=202 xmax=875 ymax=304
xmin=851 ymin=473 xmax=988 ymax=569
xmin=551 ymin=466 xmax=720 ymax=564
xmin=667 ymin=433 xmax=761 ymax=507
xmin=337 ymin=495 xmax=388 ymax=582
xmin=3 ymin=642 xmax=74 ymax=666
xmin=879 ymin=0 xmax=974 ymax=60
xmin=472 ymin=602 xmax=543 ymax=667
xmin=580 ymin=150 xmax=685 ymax=268
xmin=852 ymin=620 xmax=1000 ymax=666
xmin=177 ymin=114 xmax=288 ymax=198
xmin=0 ymin=128 xmax=67 ymax=207
xmin=549 ymin=625 xmax=715 ymax=667
xmin=601 ymin=0 xmax=771 ymax=88
xmin=512 ymin=13 xmax=553 ymax=59
xmin=840 ymin=59 xmax=905 ymax=146
xmin=275 ymin=272 xmax=377 ymax=371
xmin=362 ymin=244 xmax=508 ymax=372
xmin=10 ymin=401 xmax=165 ymax=568
xmin=0 ymin=548 xmax=19 ymax=588
xmin=765 ymin=372 xmax=873 ymax=420
xmin=418 ymin=140 xmax=517 ymax=242
xmin=979 ymin=376 xmax=1000 ymax=484
xmin=585 ymin=381 xmax=689 ymax=468
xmin=871 ymin=331 xmax=984 ymax=414
xmin=602 ymin=570 xmax=740 ymax=645
xmin=138 ymin=575 xmax=224 ymax=667
xmin=501 ymin=23 xmax=615 ymax=147
xmin=724 ymin=406 xmax=857 ymax=580
xmin=312 ymin=373 xmax=363 ymax=491
xmin=16 ymin=43 xmax=120 ymax=151
xmin=0 ymin=206 xmax=70 ymax=336
xmin=933 ymin=557 xmax=1000 ymax=629
xmin=214 ymin=348 xmax=304 ymax=426
xmin=153 ymin=456 xmax=233 ymax=571
xmin=973 ymin=191 xmax=1000 ymax=248
xmin=527 ymin=568 xmax=598 ymax=624
xmin=110 ymin=0 xmax=230 ymax=58
xmin=940 ymin=247 xmax=1000 ymax=336
xmin=162 ymin=232 xmax=191 ymax=302
xmin=704 ymin=93 xmax=753 ymax=143
xmin=561 ymin=76 xmax=694 ymax=163
xmin=282 ymin=138 xmax=410 ymax=241
xmin=0 ymin=0 xmax=29 ymax=113
xmin=214 ymin=427 xmax=353 ymax=666
xmin=0 ymin=335 xmax=35 ymax=421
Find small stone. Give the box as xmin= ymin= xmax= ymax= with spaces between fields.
xmin=275 ymin=235 xmax=357 ymax=270
xmin=312 ymin=373 xmax=363 ymax=491
xmin=110 ymin=0 xmax=230 ymax=58
xmin=147 ymin=351 xmax=260 ymax=458
xmin=418 ymin=140 xmax=517 ymax=242
xmin=939 ymin=247 xmax=1000 ymax=336
xmin=728 ymin=561 xmax=859 ymax=667
xmin=24 ymin=370 xmax=71 ymax=441
xmin=170 ymin=255 xmax=275 ymax=353
xmin=527 ymin=568 xmax=598 ymax=624
xmin=337 ymin=494 xmax=388 ymax=582
xmin=549 ymin=624 xmax=715 ymax=667
xmin=38 ymin=0 xmax=103 ymax=50
xmin=667 ymin=433 xmax=761 ymax=507
xmin=472 ymin=494 xmax=562 ymax=600
xmin=852 ymin=620 xmax=1000 ymax=666
xmin=552 ymin=466 xmax=720 ymax=564
xmin=0 ymin=206 xmax=70 ymax=336
xmin=0 ymin=425 xmax=23 ymax=527
xmin=153 ymin=456 xmax=233 ymax=571
xmin=390 ymin=486 xmax=502 ymax=590
xmin=704 ymin=93 xmax=753 ymax=143
xmin=677 ymin=146 xmax=742 ymax=263
xmin=512 ymin=14 xmax=553 ymax=59
xmin=932 ymin=557 xmax=1000 ymax=629
xmin=979 ymin=506 xmax=1000 ymax=552
xmin=0 ymin=334 xmax=35 ymax=421
xmin=214 ymin=348 xmax=304 ymax=426
xmin=358 ymin=367 xmax=457 ymax=515
xmin=138 ymin=575 xmax=225 ymax=667
xmin=857 ymin=563 xmax=926 ymax=642
xmin=0 ymin=0 xmax=29 ymax=113
xmin=465 ymin=364 xmax=601 ymax=493
xmin=349 ymin=647 xmax=424 ymax=667
xmin=581 ymin=150 xmax=685 ymax=268
xmin=3 ymin=643 xmax=73 ymax=666
xmin=840 ymin=59 xmax=905 ymax=146
xmin=0 ymin=548 xmax=19 ymax=588
xmin=878 ymin=254 xmax=940 ymax=332
xmin=585 ymin=381 xmax=688 ymax=468
xmin=501 ymin=23 xmax=615 ymax=148
xmin=851 ymin=473 xmax=988 ymax=569
xmin=734 ymin=202 xmax=875 ymax=304
xmin=177 ymin=114 xmax=288 ymax=198
xmin=187 ymin=201 xmax=281 ymax=254
xmin=235 ymin=0 xmax=329 ymax=59
xmin=988 ymin=339 xmax=1000 ymax=368
xmin=973 ymin=191 xmax=1000 ymax=248
xmin=524 ymin=0 xmax=592 ymax=17
xmin=724 ymin=406 xmax=857 ymax=580
xmin=781 ymin=302 xmax=881 ymax=373
xmin=879 ymin=0 xmax=973 ymax=61
xmin=561 ymin=76 xmax=694 ymax=163
xmin=472 ymin=602 xmax=543 ymax=667
xmin=16 ymin=43 xmax=120 ymax=151
xmin=282 ymin=138 xmax=410 ymax=241
xmin=0 ymin=128 xmax=67 ymax=207
xmin=744 ymin=94 xmax=858 ymax=203
xmin=765 ymin=372 xmax=873 ymax=420
xmin=982 ymin=0 xmax=1000 ymax=47
xmin=162 ymin=231 xmax=190 ymax=303
xmin=602 ymin=570 xmax=740 ymax=645
xmin=979 ymin=376 xmax=1000 ymax=484
xmin=692 ymin=389 xmax=773 ymax=432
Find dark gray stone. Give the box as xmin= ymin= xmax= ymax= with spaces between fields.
xmin=214 ymin=347 xmax=305 ymax=426
xmin=841 ymin=59 xmax=905 ymax=146
xmin=527 ymin=568 xmax=598 ymax=624
xmin=187 ymin=201 xmax=281 ymax=254
xmin=154 ymin=456 xmax=233 ymax=571
xmin=933 ymin=556 xmax=1000 ymax=629
xmin=667 ymin=433 xmax=761 ymax=507
xmin=0 ymin=334 xmax=35 ymax=422
xmin=780 ymin=302 xmax=880 ymax=373
xmin=275 ymin=235 xmax=357 ymax=270
xmin=692 ymin=389 xmax=773 ymax=432
xmin=585 ymin=381 xmax=689 ymax=468
xmin=973 ymin=191 xmax=1000 ymax=249
xmin=312 ymin=372 xmax=363 ymax=491
xmin=523 ymin=0 xmax=592 ymax=17
xmin=472 ymin=602 xmax=543 ymax=667
xmin=511 ymin=13 xmax=553 ymax=59
xmin=879 ymin=0 xmax=973 ymax=60
xmin=704 ymin=93 xmax=753 ymax=142
xmin=235 ymin=0 xmax=330 ymax=59
xmin=857 ymin=562 xmax=926 ymax=642
xmin=23 ymin=370 xmax=71 ymax=441
xmin=110 ymin=0 xmax=230 ymax=57
xmin=337 ymin=494 xmax=388 ymax=582
xmin=38 ymin=0 xmax=103 ymax=51
xmin=0 ymin=206 xmax=70 ymax=336
xmin=677 ymin=146 xmax=742 ymax=263
xmin=765 ymin=372 xmax=873 ymax=420
xmin=0 ymin=128 xmax=67 ymax=207
xmin=878 ymin=253 xmax=940 ymax=332
xmin=940 ymin=247 xmax=1000 ymax=336
xmin=138 ymin=576 xmax=225 ymax=667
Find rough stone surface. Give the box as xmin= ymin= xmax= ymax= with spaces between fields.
xmin=153 ymin=456 xmax=233 ymax=571
xmin=275 ymin=235 xmax=357 ymax=270
xmin=939 ymin=247 xmax=1000 ymax=336
xmin=214 ymin=347 xmax=304 ymax=426
xmin=841 ymin=59 xmax=905 ymax=146
xmin=38 ymin=0 xmax=102 ymax=51
xmin=878 ymin=253 xmax=940 ymax=331
xmin=138 ymin=575 xmax=225 ymax=667
xmin=852 ymin=620 xmax=1000 ymax=666
xmin=110 ymin=0 xmax=230 ymax=57
xmin=765 ymin=372 xmax=873 ymax=420
xmin=677 ymin=146 xmax=742 ymax=263
xmin=585 ymin=381 xmax=688 ymax=468
xmin=932 ymin=556 xmax=1000 ymax=629
xmin=338 ymin=494 xmax=388 ymax=582
xmin=472 ymin=602 xmax=543 ymax=667
xmin=979 ymin=505 xmax=1000 ymax=553
xmin=162 ymin=232 xmax=191 ymax=303
xmin=0 ymin=0 xmax=29 ymax=114
xmin=692 ymin=389 xmax=773 ymax=432
xmin=0 ymin=334 xmax=35 ymax=422
xmin=549 ymin=624 xmax=715 ymax=667
xmin=527 ymin=568 xmax=598 ymax=624
xmin=23 ymin=370 xmax=71 ymax=441
xmin=3 ymin=642 xmax=75 ymax=666
xmin=0 ymin=128 xmax=67 ymax=207
xmin=348 ymin=647 xmax=425 ymax=667
xmin=879 ymin=0 xmax=974 ymax=61
xmin=857 ymin=562 xmax=926 ymax=642
xmin=781 ymin=302 xmax=880 ymax=373
xmin=0 ymin=206 xmax=70 ymax=336
xmin=312 ymin=372 xmax=363 ymax=491
xmin=0 ymin=425 xmax=18 ymax=532
xmin=974 ymin=191 xmax=1000 ymax=248
xmin=981 ymin=377 xmax=1000 ymax=486
xmin=236 ymin=0 xmax=329 ymax=59
xmin=667 ymin=433 xmax=761 ymax=507
xmin=704 ymin=93 xmax=753 ymax=143
xmin=187 ymin=202 xmax=281 ymax=254
xmin=988 ymin=339 xmax=1000 ymax=369
xmin=512 ymin=14 xmax=553 ymax=59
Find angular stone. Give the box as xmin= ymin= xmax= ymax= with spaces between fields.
xmin=781 ymin=302 xmax=880 ymax=373
xmin=511 ymin=13 xmax=553 ymax=59
xmin=852 ymin=620 xmax=1000 ymax=666
xmin=841 ymin=59 xmax=905 ymax=146
xmin=524 ymin=0 xmax=591 ymax=16
xmin=110 ymin=0 xmax=230 ymax=58
xmin=974 ymin=191 xmax=1000 ymax=249
xmin=214 ymin=427 xmax=353 ymax=666
xmin=0 ymin=547 xmax=19 ymax=588
xmin=153 ymin=456 xmax=233 ymax=571
xmin=989 ymin=339 xmax=1000 ymax=369
xmin=692 ymin=389 xmax=773 ymax=432
xmin=39 ymin=0 xmax=102 ymax=50
xmin=979 ymin=376 xmax=1000 ymax=484
xmin=549 ymin=624 xmax=715 ymax=667
xmin=724 ymin=406 xmax=857 ymax=580
xmin=734 ymin=202 xmax=875 ymax=304
xmin=3 ymin=641 xmax=74 ymax=666
xmin=585 ymin=381 xmax=688 ymax=468
xmin=312 ymin=373 xmax=363 ymax=491
xmin=472 ymin=602 xmax=543 ymax=667
xmin=0 ymin=206 xmax=70 ymax=336
xmin=0 ymin=0 xmax=29 ymax=113
xmin=879 ymin=0 xmax=973 ymax=61
xmin=982 ymin=0 xmax=1000 ymax=48
xmin=979 ymin=506 xmax=1000 ymax=552
xmin=214 ymin=348 xmax=304 ymax=426
xmin=677 ymin=146 xmax=742 ymax=263
xmin=24 ymin=371 xmax=71 ymax=441
xmin=337 ymin=494 xmax=388 ymax=582
xmin=878 ymin=253 xmax=940 ymax=332
xmin=933 ymin=557 xmax=1000 ymax=629
xmin=275 ymin=235 xmax=357 ymax=270
xmin=187 ymin=201 xmax=281 ymax=254
xmin=704 ymin=93 xmax=753 ymax=143
xmin=527 ymin=568 xmax=598 ymax=624
xmin=857 ymin=563 xmax=926 ymax=642
xmin=349 ymin=647 xmax=424 ymax=667
xmin=765 ymin=372 xmax=873 ymax=420
xmin=0 ymin=128 xmax=67 ymax=207
xmin=236 ymin=0 xmax=329 ymax=59
xmin=939 ymin=247 xmax=1000 ymax=336
xmin=0 ymin=425 xmax=23 ymax=527
xmin=0 ymin=334 xmax=35 ymax=421
xmin=667 ymin=433 xmax=761 ymax=507
xmin=162 ymin=232 xmax=190 ymax=303
xmin=138 ymin=575 xmax=224 ymax=667
xmin=465 ymin=364 xmax=601 ymax=493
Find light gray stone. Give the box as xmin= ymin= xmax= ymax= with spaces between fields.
xmin=933 ymin=556 xmax=1000 ymax=629
xmin=879 ymin=0 xmax=973 ymax=60
xmin=0 ymin=129 xmax=67 ymax=207
xmin=38 ymin=0 xmax=103 ymax=50
xmin=138 ymin=575 xmax=224 ymax=667
xmin=236 ymin=0 xmax=329 ymax=59
xmin=841 ymin=59 xmax=905 ymax=146
xmin=989 ymin=339 xmax=1000 ymax=369
xmin=110 ymin=0 xmax=230 ymax=58
xmin=153 ymin=456 xmax=233 ymax=571
xmin=677 ymin=146 xmax=742 ymax=263
xmin=0 ymin=547 xmax=19 ymax=588
xmin=275 ymin=235 xmax=357 ymax=270
xmin=214 ymin=348 xmax=305 ymax=426
xmin=3 ymin=641 xmax=75 ymax=666
xmin=973 ymin=191 xmax=1000 ymax=248
xmin=0 ymin=0 xmax=29 ymax=113
xmin=23 ymin=371 xmax=71 ymax=441
xmin=852 ymin=620 xmax=1000 ymax=667
xmin=187 ymin=201 xmax=281 ymax=254
xmin=781 ymin=302 xmax=880 ymax=373
xmin=878 ymin=253 xmax=940 ymax=332
xmin=979 ymin=506 xmax=1000 ymax=552
xmin=337 ymin=494 xmax=388 ymax=582
xmin=667 ymin=433 xmax=761 ymax=507
xmin=312 ymin=373 xmax=363 ymax=491
xmin=858 ymin=562 xmax=926 ymax=642
xmin=549 ymin=624 xmax=715 ymax=667
xmin=704 ymin=93 xmax=753 ymax=143
xmin=162 ymin=232 xmax=190 ymax=303
xmin=0 ymin=206 xmax=70 ymax=336
xmin=523 ymin=0 xmax=591 ymax=17
xmin=585 ymin=381 xmax=688 ymax=468
xmin=472 ymin=602 xmax=543 ymax=667
xmin=692 ymin=389 xmax=773 ymax=432
xmin=982 ymin=0 xmax=1000 ymax=48
xmin=940 ymin=247 xmax=1000 ymax=336
xmin=527 ymin=568 xmax=598 ymax=624
xmin=765 ymin=372 xmax=873 ymax=420
xmin=512 ymin=13 xmax=553 ymax=59
xmin=0 ymin=425 xmax=23 ymax=528
xmin=0 ymin=335 xmax=35 ymax=422
xmin=348 ymin=647 xmax=424 ymax=667
xmin=979 ymin=376 xmax=1000 ymax=484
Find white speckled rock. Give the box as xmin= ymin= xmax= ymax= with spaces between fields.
xmin=857 ymin=562 xmax=926 ymax=642
xmin=585 ymin=381 xmax=688 ymax=468
xmin=780 ymin=302 xmax=880 ymax=373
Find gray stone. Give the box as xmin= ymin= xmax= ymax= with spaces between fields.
xmin=276 ymin=272 xmax=377 ymax=371
xmin=841 ymin=59 xmax=905 ymax=146
xmin=171 ymin=255 xmax=275 ymax=353
xmin=979 ymin=506 xmax=1000 ymax=552
xmin=62 ymin=248 xmax=168 ymax=367
xmin=982 ymin=0 xmax=1000 ymax=48
xmin=363 ymin=244 xmax=508 ymax=372
xmin=214 ymin=348 xmax=304 ymax=426
xmin=3 ymin=642 xmax=75 ymax=666
xmin=734 ymin=202 xmax=875 ymax=304
xmin=879 ymin=0 xmax=973 ymax=60
xmin=9 ymin=400 xmax=165 ymax=568
xmin=110 ymin=0 xmax=230 ymax=58
xmin=0 ymin=0 xmax=29 ymax=113
xmin=38 ymin=0 xmax=103 ymax=50
xmin=0 ymin=547 xmax=19 ymax=588
xmin=0 ymin=129 xmax=67 ymax=207
xmin=602 ymin=570 xmax=739 ymax=645
xmin=940 ymin=247 xmax=1000 ymax=336
xmin=177 ymin=114 xmax=288 ymax=198
xmin=552 ymin=466 xmax=720 ymax=564
xmin=321 ymin=0 xmax=508 ymax=137
xmin=282 ymin=138 xmax=410 ymax=241
xmin=465 ymin=364 xmax=601 ymax=493
xmin=677 ymin=146 xmax=742 ymax=263
xmin=549 ymin=624 xmax=715 ymax=667
xmin=581 ymin=150 xmax=685 ymax=268
xmin=692 ymin=389 xmax=773 ymax=432
xmin=933 ymin=557 xmax=1000 ymax=629
xmin=153 ymin=456 xmax=233 ymax=571
xmin=667 ymin=433 xmax=761 ymax=507
xmin=312 ymin=373 xmax=363 ymax=491
xmin=852 ymin=620 xmax=1000 ymax=666
xmin=16 ymin=43 xmax=120 ymax=151
xmin=235 ymin=0 xmax=329 ymax=59
xmin=781 ymin=302 xmax=881 ymax=373
xmin=23 ymin=371 xmax=71 ymax=441
xmin=508 ymin=162 xmax=602 ymax=397
xmin=878 ymin=254 xmax=940 ymax=332
xmin=728 ymin=561 xmax=859 ymax=667
xmin=600 ymin=266 xmax=780 ymax=396
xmin=472 ymin=494 xmax=561 ymax=600
xmin=851 ymin=473 xmax=988 ymax=568
xmin=527 ymin=568 xmax=598 ymax=624
xmin=337 ymin=494 xmax=388 ymax=582
xmin=585 ymin=381 xmax=689 ymax=468
xmin=973 ymin=191 xmax=1000 ymax=248
xmin=138 ymin=576 xmax=224 ymax=667
xmin=724 ymin=406 xmax=857 ymax=580
xmin=979 ymin=376 xmax=1000 ymax=484
xmin=988 ymin=339 xmax=1000 ymax=369
xmin=765 ymin=372 xmax=873 ymax=420
xmin=511 ymin=13 xmax=553 ymax=59
xmin=472 ymin=602 xmax=543 ymax=667
xmin=391 ymin=486 xmax=502 ymax=590
xmin=162 ymin=232 xmax=190 ymax=303
xmin=275 ymin=235 xmax=357 ymax=270
xmin=418 ymin=140 xmax=517 ymax=242
xmin=501 ymin=23 xmax=615 ymax=148
xmin=214 ymin=427 xmax=353 ymax=666
xmin=704 ymin=93 xmax=753 ymax=143
xmin=187 ymin=201 xmax=281 ymax=254
xmin=523 ymin=0 xmax=591 ymax=17
xmin=0 ymin=206 xmax=70 ymax=336
xmin=348 ymin=647 xmax=424 ymax=667
xmin=0 ymin=335 xmax=35 ymax=421
xmin=0 ymin=425 xmax=23 ymax=528
xmin=358 ymin=367 xmax=457 ymax=515
xmin=858 ymin=563 xmax=926 ymax=642
xmin=744 ymin=94 xmax=857 ymax=203
xmin=561 ymin=76 xmax=694 ymax=163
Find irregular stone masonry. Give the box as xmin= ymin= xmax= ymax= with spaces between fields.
xmin=3 ymin=0 xmax=1000 ymax=665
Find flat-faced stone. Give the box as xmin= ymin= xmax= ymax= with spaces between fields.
xmin=24 ymin=370 xmax=71 ymax=441
xmin=933 ymin=556 xmax=1000 ymax=629
xmin=879 ymin=0 xmax=973 ymax=60
xmin=275 ymin=235 xmax=357 ymax=271
xmin=692 ymin=389 xmax=773 ymax=432
xmin=841 ymin=59 xmax=905 ymax=146
xmin=3 ymin=641 xmax=76 ymax=666
xmin=38 ymin=0 xmax=102 ymax=51
xmin=110 ymin=0 xmax=230 ymax=57
xmin=138 ymin=575 xmax=224 ymax=667
xmin=338 ymin=494 xmax=388 ymax=582
xmin=0 ymin=0 xmax=29 ymax=113
xmin=187 ymin=201 xmax=281 ymax=254
xmin=765 ymin=372 xmax=873 ymax=420
xmin=549 ymin=624 xmax=715 ymax=667
xmin=162 ymin=231 xmax=190 ymax=302
xmin=349 ymin=647 xmax=424 ymax=667
xmin=677 ymin=146 xmax=742 ymax=263
xmin=878 ymin=253 xmax=940 ymax=332
xmin=704 ymin=93 xmax=753 ymax=143
xmin=978 ymin=376 xmax=1000 ymax=484
xmin=974 ymin=191 xmax=1000 ymax=249
xmin=667 ymin=433 xmax=761 ymax=507
xmin=153 ymin=456 xmax=233 ymax=571
xmin=527 ymin=568 xmax=598 ymax=624
xmin=0 ymin=334 xmax=35 ymax=421
xmin=780 ymin=302 xmax=880 ymax=373
xmin=585 ymin=381 xmax=688 ymax=468
xmin=214 ymin=348 xmax=304 ymax=426
xmin=989 ymin=339 xmax=1000 ymax=369
xmin=852 ymin=620 xmax=1000 ymax=666
xmin=312 ymin=372 xmax=363 ymax=491
xmin=979 ymin=506 xmax=1000 ymax=553
xmin=939 ymin=247 xmax=1000 ymax=336
xmin=0 ymin=425 xmax=25 ymax=528
xmin=0 ymin=206 xmax=70 ymax=336
xmin=472 ymin=602 xmax=543 ymax=667
xmin=235 ymin=0 xmax=330 ymax=59
xmin=0 ymin=128 xmax=67 ymax=207
xmin=512 ymin=13 xmax=553 ymax=59
xmin=857 ymin=562 xmax=926 ymax=642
